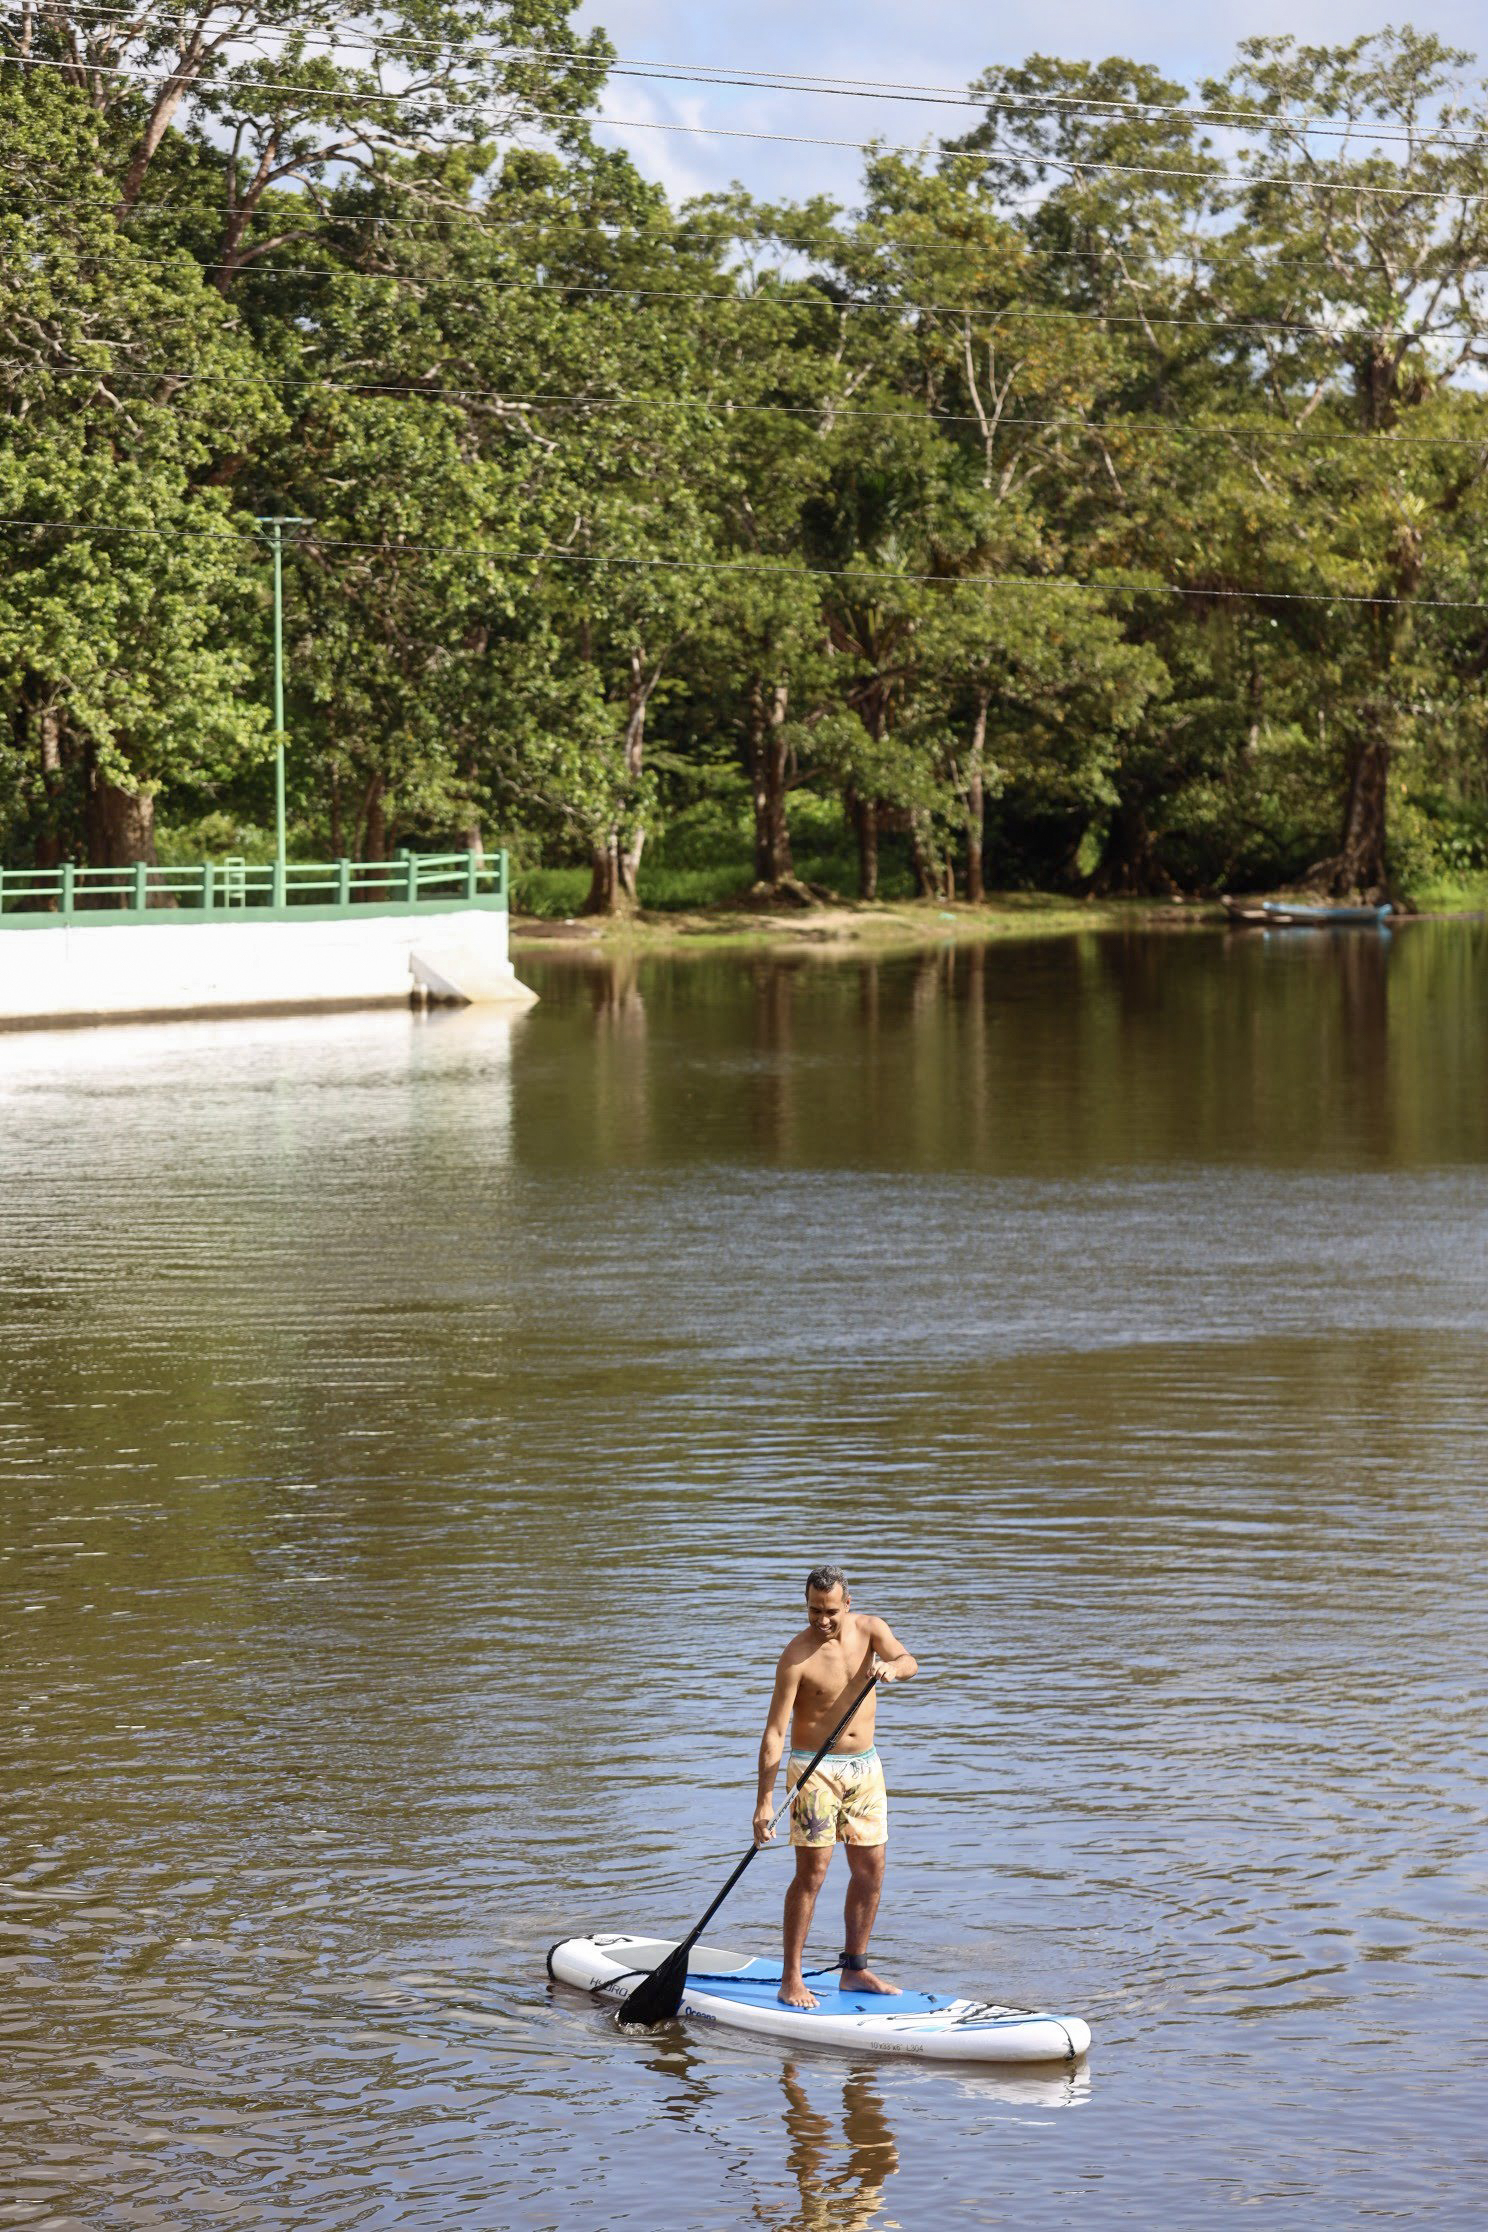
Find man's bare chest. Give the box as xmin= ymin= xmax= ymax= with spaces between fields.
xmin=796 ymin=1629 xmax=872 ymax=1706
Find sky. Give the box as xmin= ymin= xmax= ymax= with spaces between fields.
xmin=568 ymin=2 xmax=1488 ymax=206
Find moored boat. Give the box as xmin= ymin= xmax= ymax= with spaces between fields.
xmin=1221 ymin=895 xmax=1393 ymax=927
xmin=1261 ymin=900 xmax=1392 ymax=926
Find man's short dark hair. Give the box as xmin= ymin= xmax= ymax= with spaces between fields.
xmin=805 ymin=1564 xmax=848 ymax=1598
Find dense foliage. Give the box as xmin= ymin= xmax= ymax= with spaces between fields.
xmin=3 ymin=15 xmax=1488 ymax=904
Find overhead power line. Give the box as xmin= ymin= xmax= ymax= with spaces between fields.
xmin=6 ymin=48 xmax=1486 ymax=203
xmin=14 ymin=7 xmax=1488 ymax=153
xmin=18 ymin=359 xmax=1487 ymax=451
xmin=14 ymin=185 xmax=1488 ymax=358
xmin=530 ymin=113 xmax=1488 ymax=206
xmin=0 ymin=514 xmax=1483 ymax=610
xmin=31 ymin=222 xmax=1488 ymax=345
xmin=10 ymin=182 xmax=1441 ymax=295
xmin=17 ymin=269 xmax=1486 ymax=345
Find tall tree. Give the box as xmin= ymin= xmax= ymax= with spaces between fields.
xmin=1203 ymin=29 xmax=1488 ymax=894
xmin=5 ymin=0 xmax=609 ymax=232
xmin=0 ymin=68 xmax=279 ymax=867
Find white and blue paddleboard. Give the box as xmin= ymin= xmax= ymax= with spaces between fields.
xmin=547 ymin=1933 xmax=1090 ymax=2065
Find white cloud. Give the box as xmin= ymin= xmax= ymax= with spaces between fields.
xmin=594 ymin=81 xmax=723 ymax=204
xmin=572 ymin=2 xmax=1488 ymax=202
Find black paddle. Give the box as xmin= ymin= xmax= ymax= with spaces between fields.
xmin=616 ymin=1665 xmax=884 ymax=2028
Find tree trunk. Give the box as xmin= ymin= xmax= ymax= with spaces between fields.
xmin=462 ymin=743 xmax=485 ymax=870
xmin=1312 ymin=519 xmax=1416 ymax=899
xmin=1315 ymin=724 xmax=1391 ymax=898
xmin=583 ymin=651 xmax=652 ymax=915
xmin=34 ymin=699 xmax=64 ymax=873
xmin=853 ymin=792 xmax=879 ymax=902
xmin=620 ymin=651 xmax=647 ymax=902
xmin=908 ymin=812 xmax=938 ymax=898
xmin=1094 ymin=797 xmax=1176 ymax=896
xmin=584 ymin=827 xmax=644 ymax=915
xmin=117 ymin=40 xmax=208 ymax=216
xmin=584 ymin=837 xmax=621 ymax=916
xmin=749 ymin=678 xmax=795 ymax=887
xmin=213 ymin=130 xmax=281 ymax=293
xmin=361 ymin=775 xmax=388 ymax=861
xmin=964 ymin=693 xmax=988 ymax=903
xmin=87 ymin=771 xmax=157 ymax=871
xmin=584 ymin=828 xmax=642 ymax=915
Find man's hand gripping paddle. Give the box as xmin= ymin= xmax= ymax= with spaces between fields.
xmin=615 ymin=1666 xmax=884 ymax=2028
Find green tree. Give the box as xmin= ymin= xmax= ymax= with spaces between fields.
xmin=0 ymin=69 xmax=280 ymax=867
xmin=1202 ymin=28 xmax=1488 ymax=894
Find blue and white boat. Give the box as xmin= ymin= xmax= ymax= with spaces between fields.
xmin=1260 ymin=899 xmax=1392 ymax=926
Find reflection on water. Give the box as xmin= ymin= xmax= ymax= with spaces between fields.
xmin=772 ymin=2061 xmax=899 ymax=2232
xmin=635 ymin=2035 xmax=1087 ymax=2232
xmin=636 ymin=2034 xmax=905 ymax=2232
xmin=1 ymin=926 xmax=1486 ymax=2229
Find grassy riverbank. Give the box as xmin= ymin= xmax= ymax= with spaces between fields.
xmin=511 ymin=892 xmax=1214 ymax=954
xmin=510 ymin=878 xmax=1488 ymax=956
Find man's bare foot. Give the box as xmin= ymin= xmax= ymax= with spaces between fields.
xmin=841 ymin=1965 xmax=900 ymax=1994
xmin=778 ymin=1975 xmax=819 ymax=2008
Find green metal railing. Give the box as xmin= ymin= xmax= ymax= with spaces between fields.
xmin=0 ymin=848 xmax=508 ymax=925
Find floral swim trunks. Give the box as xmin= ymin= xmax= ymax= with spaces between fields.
xmin=786 ymin=1746 xmax=888 ymax=1849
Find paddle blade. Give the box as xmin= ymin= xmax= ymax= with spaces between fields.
xmin=616 ymin=1943 xmax=689 ymax=2027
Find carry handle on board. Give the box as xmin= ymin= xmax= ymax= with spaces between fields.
xmin=615 ymin=1665 xmax=885 ymax=2028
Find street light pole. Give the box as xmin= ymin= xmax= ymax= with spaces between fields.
xmin=253 ymin=515 xmax=310 ymax=905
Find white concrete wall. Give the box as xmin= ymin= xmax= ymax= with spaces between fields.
xmin=0 ymin=906 xmax=536 ymax=1028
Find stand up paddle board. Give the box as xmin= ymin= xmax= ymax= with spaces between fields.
xmin=548 ymin=1934 xmax=1091 ymax=2064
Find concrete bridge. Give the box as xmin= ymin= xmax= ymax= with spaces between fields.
xmin=0 ymin=851 xmax=536 ymax=1030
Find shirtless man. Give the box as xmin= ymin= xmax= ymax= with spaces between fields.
xmin=753 ymin=1565 xmax=918 ymax=2009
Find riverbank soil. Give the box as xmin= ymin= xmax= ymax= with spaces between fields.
xmin=511 ymin=893 xmax=1211 ymax=954
xmin=510 ymin=887 xmax=1486 ymax=957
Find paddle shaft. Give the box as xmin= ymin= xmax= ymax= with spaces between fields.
xmin=667 ymin=1667 xmax=882 ymax=1963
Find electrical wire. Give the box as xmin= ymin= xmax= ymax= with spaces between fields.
xmin=9 ymin=163 xmax=1477 ymax=291
xmin=0 ymin=513 xmax=1483 ymax=610
xmin=0 ymin=186 xmax=1406 ymax=288
xmin=13 ymin=346 xmax=1488 ymax=451
xmin=5 ymin=48 xmax=1486 ymax=203
xmin=14 ymin=267 xmax=1488 ymax=343
xmin=12 ymin=5 xmax=1488 ymax=153
xmin=13 ymin=195 xmax=1487 ymax=347
xmin=11 ymin=183 xmax=1442 ymax=303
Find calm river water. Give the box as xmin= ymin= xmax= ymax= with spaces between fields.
xmin=2 ymin=923 xmax=1486 ymax=2230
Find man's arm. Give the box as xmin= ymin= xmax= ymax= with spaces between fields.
xmin=753 ymin=1651 xmax=801 ymax=1845
xmin=869 ymin=1616 xmax=918 ymax=1683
